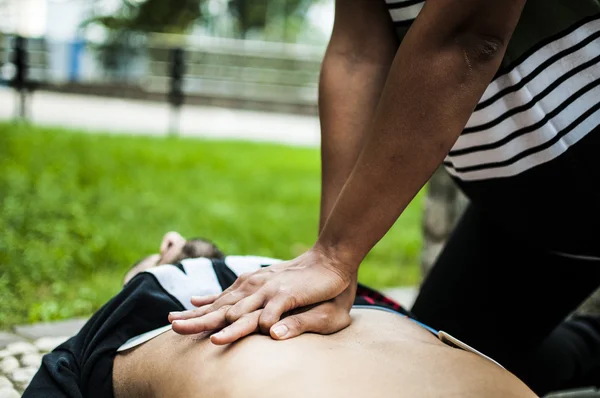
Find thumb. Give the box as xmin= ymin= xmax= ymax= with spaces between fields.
xmin=270 ymin=306 xmax=351 ymax=340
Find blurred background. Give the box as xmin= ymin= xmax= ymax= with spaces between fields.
xmin=0 ymin=0 xmax=461 ymax=330
xmin=0 ymin=0 xmax=331 ymax=114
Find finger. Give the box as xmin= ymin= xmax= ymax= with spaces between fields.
xmin=270 ymin=306 xmax=351 ymax=340
xmin=160 ymin=231 xmax=185 ymax=255
xmin=178 ymin=289 xmax=249 ymax=322
xmin=219 ymin=271 xmax=251 ymax=296
xmin=224 ymin=293 xmax=266 ymax=324
xmin=169 ymin=303 xmax=213 ymax=322
xmin=205 ymin=270 xmax=265 ymax=309
xmin=258 ymin=293 xmax=297 ymax=334
xmin=177 ymin=274 xmax=266 ymax=323
xmin=171 ymin=306 xmax=231 ymax=335
xmin=210 ymin=310 xmax=262 ymax=345
xmin=190 ymin=294 xmax=219 ymax=307
xmin=196 ymin=290 xmax=247 ymax=317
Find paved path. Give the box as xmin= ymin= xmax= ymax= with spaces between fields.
xmin=0 ymin=318 xmax=86 ymax=397
xmin=0 ymin=88 xmax=321 ymax=147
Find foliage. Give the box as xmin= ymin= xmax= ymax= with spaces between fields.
xmin=86 ymin=0 xmax=322 ymax=40
xmin=0 ymin=123 xmax=423 ymax=329
xmin=88 ymin=0 xmax=203 ymax=35
xmin=228 ymin=0 xmax=318 ymax=40
xmin=83 ymin=0 xmax=204 ymax=76
xmin=82 ymin=0 xmax=326 ymax=75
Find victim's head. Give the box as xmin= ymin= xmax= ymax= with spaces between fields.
xmin=123 ymin=231 xmax=224 ymax=284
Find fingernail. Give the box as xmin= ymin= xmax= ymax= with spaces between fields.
xmin=169 ymin=311 xmax=183 ymax=318
xmin=272 ymin=325 xmax=288 ymax=338
xmin=191 ymin=296 xmax=202 ymax=301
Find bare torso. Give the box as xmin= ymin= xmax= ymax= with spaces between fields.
xmin=114 ymin=309 xmax=536 ymax=398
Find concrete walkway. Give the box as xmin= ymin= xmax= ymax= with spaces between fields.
xmin=0 ymin=318 xmax=86 ymax=396
xmin=0 ymin=88 xmax=321 ymax=147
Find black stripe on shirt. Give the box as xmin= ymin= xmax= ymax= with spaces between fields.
xmin=448 ymin=77 xmax=600 ymax=157
xmin=457 ymin=53 xmax=600 ymax=139
xmin=491 ymin=13 xmax=600 ymax=82
xmin=173 ymin=262 xmax=187 ymax=274
xmin=142 ymin=272 xmax=187 ymax=312
xmin=444 ymin=100 xmax=600 ymax=173
xmin=211 ymin=259 xmax=238 ymax=291
xmin=476 ymin=29 xmax=600 ymax=112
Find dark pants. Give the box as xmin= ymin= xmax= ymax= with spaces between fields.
xmin=412 ymin=204 xmax=600 ymax=395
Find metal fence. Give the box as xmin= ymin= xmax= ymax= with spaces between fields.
xmin=0 ymin=32 xmax=324 ymax=114
xmin=0 ymin=34 xmax=48 ymax=85
xmin=147 ymin=34 xmax=322 ymax=105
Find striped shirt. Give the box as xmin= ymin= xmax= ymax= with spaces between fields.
xmin=385 ymin=0 xmax=600 ymax=256
xmin=146 ymin=255 xmax=407 ymax=314
xmin=386 ymin=0 xmax=600 ymax=181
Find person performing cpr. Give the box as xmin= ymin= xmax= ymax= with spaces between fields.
xmin=171 ymin=0 xmax=600 ymax=395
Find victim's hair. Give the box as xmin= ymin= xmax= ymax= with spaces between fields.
xmin=129 ymin=238 xmax=224 ymax=270
xmin=175 ymin=237 xmax=225 ymax=262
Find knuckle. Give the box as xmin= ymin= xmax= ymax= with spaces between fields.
xmin=225 ymin=309 xmax=238 ymax=324
xmin=190 ymin=308 xmax=204 ymax=317
xmin=246 ymin=273 xmax=265 ymax=287
xmin=283 ymin=293 xmax=297 ymax=309
xmin=275 ymin=285 xmax=291 ymax=295
xmin=224 ymin=290 xmax=241 ymax=301
xmin=315 ymin=311 xmax=329 ymax=324
xmin=274 ymin=290 xmax=297 ymax=309
xmin=287 ymin=316 xmax=304 ymax=331
xmin=258 ymin=316 xmax=275 ymax=331
xmin=264 ymin=282 xmax=291 ymax=299
xmin=206 ymin=303 xmax=220 ymax=314
xmin=238 ymin=312 xmax=255 ymax=324
xmin=218 ymin=305 xmax=232 ymax=315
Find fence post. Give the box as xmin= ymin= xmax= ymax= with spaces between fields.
xmin=168 ymin=47 xmax=186 ymax=135
xmin=12 ymin=35 xmax=29 ymax=121
xmin=69 ymin=38 xmax=85 ymax=82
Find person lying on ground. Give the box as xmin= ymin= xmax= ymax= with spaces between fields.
xmin=23 ymin=232 xmax=536 ymax=398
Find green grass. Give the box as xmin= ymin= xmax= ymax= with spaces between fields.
xmin=0 ymin=122 xmax=423 ymax=329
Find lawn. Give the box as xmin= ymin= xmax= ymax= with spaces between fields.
xmin=0 ymin=122 xmax=424 ymax=329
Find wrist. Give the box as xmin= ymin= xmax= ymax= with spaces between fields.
xmin=312 ymin=239 xmax=362 ymax=279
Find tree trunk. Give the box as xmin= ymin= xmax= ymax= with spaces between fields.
xmin=421 ymin=167 xmax=468 ymax=281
